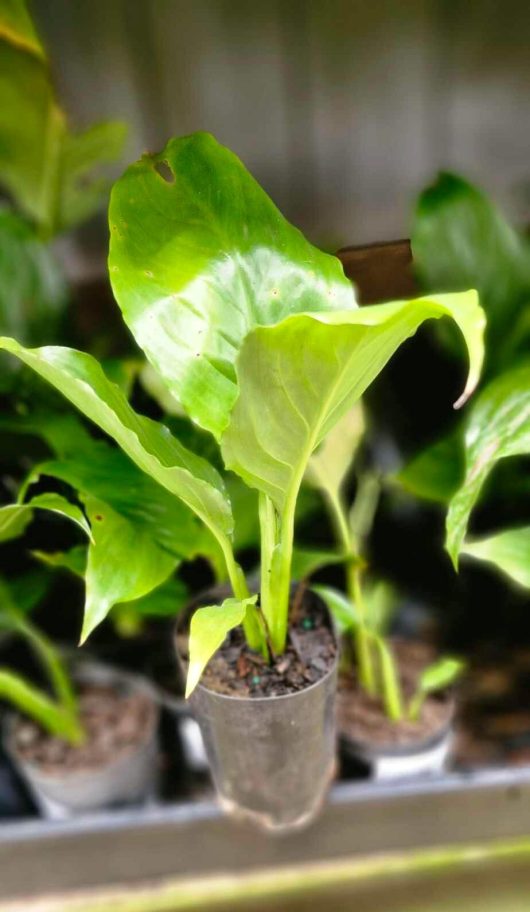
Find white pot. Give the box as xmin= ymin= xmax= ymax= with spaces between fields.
xmin=3 ymin=661 xmax=160 ymax=820
xmin=341 ymin=716 xmax=454 ymax=781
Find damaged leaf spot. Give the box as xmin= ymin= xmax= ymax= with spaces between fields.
xmin=155 ymin=160 xmax=175 ymax=184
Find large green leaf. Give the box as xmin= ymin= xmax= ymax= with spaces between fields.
xmin=0 ymin=339 xmax=233 ymax=542
xmin=0 ymin=208 xmax=67 ymax=346
xmin=446 ymin=366 xmax=530 ymax=564
xmin=222 ymin=293 xmax=484 ymax=514
xmin=0 ymin=492 xmax=91 ymax=543
xmin=27 ymin=443 xmax=208 ymax=559
xmin=186 ymin=595 xmax=257 ymax=697
xmin=461 ymin=527 xmax=530 ymax=589
xmin=80 ymin=495 xmax=177 ymax=642
xmin=108 ymin=132 xmax=357 ymax=439
xmin=412 ymin=172 xmax=530 ymax=371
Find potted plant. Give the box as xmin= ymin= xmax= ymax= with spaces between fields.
xmin=302 ymin=404 xmax=465 ymax=778
xmin=0 ymin=498 xmax=160 ymax=820
xmin=0 ymin=132 xmax=484 ymax=829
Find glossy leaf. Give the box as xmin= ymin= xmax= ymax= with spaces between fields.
xmin=446 ymin=366 xmax=530 ymax=564
xmin=121 ymin=576 xmax=189 ymax=618
xmin=108 ymin=132 xmax=357 ymax=439
xmin=461 ymin=527 xmax=530 ymax=589
xmin=28 ymin=442 xmax=209 ymax=559
xmin=0 ymin=492 xmax=91 ymax=543
xmin=412 ymin=172 xmax=530 ymax=369
xmin=186 ymin=595 xmax=257 ymax=697
xmin=0 ymin=339 xmax=233 ymax=541
xmin=80 ymin=496 xmax=178 ymax=642
xmin=222 ymin=293 xmax=484 ymax=514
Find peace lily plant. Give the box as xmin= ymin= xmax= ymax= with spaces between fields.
xmin=0 ymin=133 xmax=485 ymax=706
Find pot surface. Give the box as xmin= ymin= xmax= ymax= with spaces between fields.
xmin=177 ymin=590 xmax=338 ymax=831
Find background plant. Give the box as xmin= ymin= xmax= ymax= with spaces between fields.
xmin=397 ymin=174 xmax=530 ymax=600
xmin=305 ymin=404 xmax=464 ymax=722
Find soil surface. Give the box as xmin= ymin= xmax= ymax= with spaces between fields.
xmin=13 ymin=683 xmax=157 ymax=773
xmin=337 ymin=639 xmax=453 ymax=748
xmin=180 ymin=587 xmax=337 ymax=698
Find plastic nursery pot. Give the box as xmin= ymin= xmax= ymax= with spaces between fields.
xmin=3 ymin=661 xmax=160 ymax=820
xmin=340 ymin=708 xmax=455 ymax=781
xmin=176 ymin=594 xmax=338 ymax=833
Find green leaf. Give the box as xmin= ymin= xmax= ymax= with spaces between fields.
xmin=80 ymin=495 xmax=178 ymax=643
xmin=412 ymin=172 xmax=530 ymax=370
xmin=290 ymin=548 xmax=344 ymax=581
xmin=417 ymin=656 xmax=465 ymax=695
xmin=0 ymin=492 xmax=91 ymax=543
xmin=4 ymin=567 xmax=50 ymax=615
xmin=186 ymin=595 xmax=258 ymax=697
xmin=120 ymin=576 xmax=189 ymax=618
xmin=313 ymin=584 xmax=358 ymax=634
xmin=28 ymin=441 xmax=210 ymax=559
xmin=362 ymin=581 xmax=395 ymax=635
xmin=0 ymin=4 xmax=63 ymax=228
xmin=33 ymin=545 xmax=87 ymax=577
xmin=0 ymin=668 xmax=78 ymax=740
xmin=446 ymin=365 xmax=530 ymax=564
xmin=108 ymin=132 xmax=357 ymax=439
xmin=461 ymin=526 xmax=530 ymax=589
xmin=0 ymin=208 xmax=67 ymax=345
xmin=397 ymin=429 xmax=464 ymax=504
xmin=0 ymin=3 xmax=125 ymax=233
xmin=305 ymin=404 xmax=364 ymax=502
xmin=222 ymin=293 xmax=484 ymax=514
xmin=0 ymin=339 xmax=233 ymax=543
xmin=140 ymin=362 xmax=184 ymax=416
xmin=58 ymin=121 xmax=127 ymax=231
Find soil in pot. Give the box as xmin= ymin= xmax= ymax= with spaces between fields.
xmin=6 ymin=665 xmax=161 ymax=820
xmin=12 ymin=682 xmax=156 ymax=773
xmin=179 ymin=586 xmax=337 ymax=697
xmin=337 ymin=639 xmax=453 ymax=763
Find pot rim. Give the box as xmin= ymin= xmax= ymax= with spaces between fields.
xmin=3 ymin=659 xmax=160 ymax=781
xmin=340 ymin=700 xmax=455 ymax=759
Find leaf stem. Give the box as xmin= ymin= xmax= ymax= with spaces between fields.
xmin=268 ymin=490 xmax=297 ymax=655
xmin=8 ymin=608 xmax=84 ymax=745
xmin=215 ymin=528 xmax=267 ymax=657
xmin=373 ymin=634 xmax=403 ymax=721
